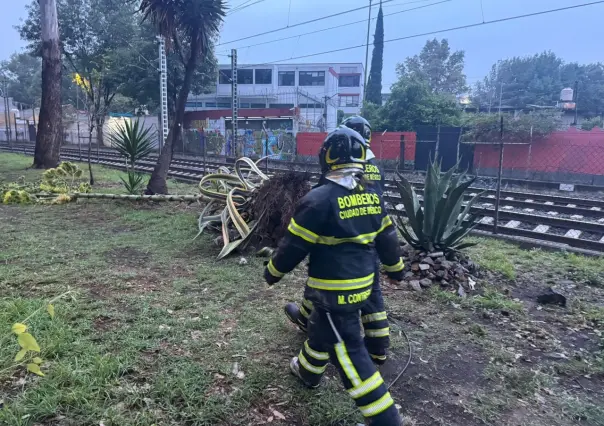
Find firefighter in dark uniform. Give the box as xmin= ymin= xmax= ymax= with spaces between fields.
xmin=284 ymin=116 xmax=393 ymax=366
xmin=264 ymin=127 xmax=405 ymax=425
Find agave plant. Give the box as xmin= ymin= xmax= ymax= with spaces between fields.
xmin=393 ymin=160 xmax=484 ymax=253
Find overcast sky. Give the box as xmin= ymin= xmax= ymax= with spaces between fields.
xmin=2 ymin=0 xmax=603 ymax=93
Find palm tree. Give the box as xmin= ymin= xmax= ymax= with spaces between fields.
xmin=140 ymin=0 xmax=226 ymax=194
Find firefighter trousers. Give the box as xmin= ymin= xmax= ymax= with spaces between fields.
xmin=297 ymin=307 xmax=401 ymax=425
xmin=298 ymin=263 xmax=390 ymax=364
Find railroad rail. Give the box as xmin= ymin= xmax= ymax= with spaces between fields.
xmin=3 ymin=144 xmax=604 ymax=253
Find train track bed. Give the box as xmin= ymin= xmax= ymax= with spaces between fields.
xmin=3 ymin=144 xmax=604 ymax=253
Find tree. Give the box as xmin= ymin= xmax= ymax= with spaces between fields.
xmin=460 ymin=112 xmax=561 ymax=143
xmin=34 ymin=0 xmax=63 ymax=169
xmin=140 ymin=0 xmax=226 ymax=195
xmin=398 ymin=38 xmax=467 ymax=94
xmin=20 ymin=0 xmax=141 ymax=148
xmin=472 ymin=52 xmax=563 ymax=110
xmin=373 ymin=75 xmax=460 ymax=132
xmin=365 ymin=0 xmax=384 ymax=106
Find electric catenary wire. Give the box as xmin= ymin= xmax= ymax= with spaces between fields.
xmin=216 ymin=0 xmax=450 ymax=55
xmin=217 ymin=0 xmax=433 ymax=46
xmin=234 ymin=1 xmax=604 ymax=69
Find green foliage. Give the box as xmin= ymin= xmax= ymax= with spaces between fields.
xmin=3 ymin=294 xmax=69 ymax=378
xmin=460 ymin=112 xmax=561 ymax=142
xmin=120 ymin=170 xmax=146 ymax=195
xmin=365 ymin=2 xmax=384 ymax=105
xmin=109 ymin=119 xmax=156 ymax=166
xmin=397 ymin=38 xmax=468 ymax=94
xmin=472 ymin=52 xmax=604 ymax=115
xmin=2 ymin=189 xmax=35 ymax=205
xmin=39 ymin=161 xmax=86 ymax=194
xmin=373 ymin=76 xmax=461 ymax=131
xmin=580 ymin=116 xmax=603 ymax=131
xmin=393 ymin=160 xmax=483 ymax=252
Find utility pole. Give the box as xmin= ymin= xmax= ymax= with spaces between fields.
xmin=494 ymin=115 xmax=504 ymax=234
xmin=230 ymin=49 xmax=238 ymax=157
xmin=363 ymin=0 xmax=373 ymax=104
xmin=498 ymin=82 xmax=503 ymax=116
xmin=572 ymin=80 xmax=579 ymax=126
xmin=158 ymin=36 xmax=169 ymax=148
xmin=2 ymin=80 xmax=9 ymax=142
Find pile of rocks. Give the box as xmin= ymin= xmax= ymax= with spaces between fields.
xmin=400 ymin=245 xmax=479 ymax=294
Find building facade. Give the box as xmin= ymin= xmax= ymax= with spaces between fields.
xmin=185 ymin=62 xmax=364 ymax=134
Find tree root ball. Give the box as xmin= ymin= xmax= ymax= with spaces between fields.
xmin=250 ymin=171 xmax=312 ymax=245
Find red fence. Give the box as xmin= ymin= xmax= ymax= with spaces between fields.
xmin=296 ymin=131 xmax=417 ymax=161
xmin=473 ymin=127 xmax=604 ymax=184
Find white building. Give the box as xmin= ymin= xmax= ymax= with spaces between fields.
xmin=185 ymin=62 xmax=364 ymax=133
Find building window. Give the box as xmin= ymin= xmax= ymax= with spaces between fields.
xmin=299 ymin=103 xmax=324 ymax=108
xmin=219 ymin=69 xmax=232 ymax=84
xmin=240 ymin=102 xmax=251 ymax=108
xmin=339 ymin=95 xmax=360 ymax=107
xmin=278 ymin=71 xmax=295 ymax=86
xmin=339 ymin=75 xmax=360 ymax=87
xmin=205 ymin=102 xmax=217 ymax=107
xmin=269 ymin=103 xmax=294 ymax=109
xmin=217 ymin=102 xmax=231 ymax=108
xmin=255 ymin=69 xmax=272 ymax=84
xmin=340 ymin=66 xmax=357 ymax=74
xmin=237 ymin=69 xmax=253 ymax=84
xmin=185 ymin=101 xmax=204 ymax=108
xmin=250 ymin=103 xmax=266 ymax=108
xmin=299 ymin=71 xmax=325 ymax=86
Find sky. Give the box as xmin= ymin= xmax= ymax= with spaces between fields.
xmin=2 ymin=0 xmax=603 ymax=93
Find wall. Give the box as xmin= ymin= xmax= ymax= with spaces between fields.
xmin=473 ymin=127 xmax=604 ymax=185
xmin=296 ymin=131 xmax=417 ymax=160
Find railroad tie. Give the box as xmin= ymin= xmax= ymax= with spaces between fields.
xmin=503 ymin=206 xmax=514 ymax=210
xmin=545 ymin=201 xmax=554 ymax=205
xmin=525 ymin=199 xmax=534 ymax=203
xmin=533 ymin=225 xmax=550 ymax=233
xmin=564 ymin=229 xmax=582 ymax=239
xmin=523 ymin=208 xmax=535 ymax=212
xmin=590 ymin=207 xmax=601 ymax=211
xmin=570 ymin=215 xmax=584 ymax=220
xmin=505 ymin=197 xmax=514 ymax=200
xmin=547 ymin=211 xmax=559 ymax=216
xmin=504 ymin=220 xmax=521 ymax=228
xmin=479 ymin=217 xmax=494 ymax=225
xmin=567 ymin=204 xmax=577 ymax=208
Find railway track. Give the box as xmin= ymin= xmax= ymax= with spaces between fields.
xmin=3 ymin=144 xmax=604 ymax=253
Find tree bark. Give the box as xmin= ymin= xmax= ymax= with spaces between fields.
xmin=146 ymin=37 xmax=200 ymax=195
xmin=33 ymin=0 xmax=62 ymax=169
xmin=96 ymin=117 xmax=104 ymax=147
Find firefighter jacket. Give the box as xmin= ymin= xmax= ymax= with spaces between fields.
xmin=264 ymin=180 xmax=404 ymax=312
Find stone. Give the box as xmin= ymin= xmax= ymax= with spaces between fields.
xmin=437 ymin=256 xmax=446 ymax=263
xmin=436 ymin=270 xmax=446 ymax=279
xmin=404 ymin=271 xmax=414 ymax=279
xmin=441 ymin=260 xmax=453 ymax=270
xmin=238 ymin=257 xmax=248 ymax=265
xmin=427 ymin=273 xmax=436 ymax=280
xmin=411 ymin=263 xmax=420 ymax=272
xmin=428 ymin=251 xmax=444 ymax=258
xmin=537 ymin=288 xmax=567 ymax=307
xmin=419 ymin=263 xmax=431 ymax=271
xmin=432 ymin=263 xmax=442 ymax=271
xmin=422 ymin=257 xmax=435 ymax=266
xmin=419 ymin=278 xmax=433 ymax=288
xmin=440 ymin=280 xmax=449 ymax=287
xmin=408 ymin=280 xmax=422 ymax=292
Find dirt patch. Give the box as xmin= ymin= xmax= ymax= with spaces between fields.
xmin=93 ymin=315 xmax=117 ymax=331
xmin=104 ymin=247 xmax=150 ymax=267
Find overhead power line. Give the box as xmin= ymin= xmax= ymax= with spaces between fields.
xmin=228 ymin=0 xmax=267 ymax=15
xmin=235 ymin=1 xmax=604 ymax=69
xmin=217 ymin=0 xmax=433 ymax=46
xmin=217 ymin=0 xmax=449 ymax=54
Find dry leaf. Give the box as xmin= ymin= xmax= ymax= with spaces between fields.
xmin=272 ymin=410 xmax=285 ymax=420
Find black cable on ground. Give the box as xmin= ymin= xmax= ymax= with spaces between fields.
xmin=386 ymin=320 xmax=412 ymax=390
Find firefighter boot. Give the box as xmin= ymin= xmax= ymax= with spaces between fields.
xmin=289 ymin=357 xmax=320 ymax=389
xmin=284 ymin=303 xmax=308 ymax=332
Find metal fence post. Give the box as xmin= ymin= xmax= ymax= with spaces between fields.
xmin=493 ymin=116 xmax=504 ymax=234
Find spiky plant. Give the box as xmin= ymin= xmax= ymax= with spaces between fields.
xmin=393 ymin=161 xmax=484 ymax=253
xmin=108 ymin=119 xmax=156 ymax=167
xmin=120 ymin=171 xmax=147 ymax=195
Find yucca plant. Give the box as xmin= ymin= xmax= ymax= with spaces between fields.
xmin=109 ymin=119 xmax=156 ymax=194
xmin=120 ymin=171 xmax=146 ymax=195
xmin=109 ymin=119 xmax=156 ymax=167
xmin=393 ymin=160 xmax=484 ymax=253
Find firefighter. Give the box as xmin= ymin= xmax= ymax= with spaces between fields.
xmin=264 ymin=127 xmax=405 ymax=425
xmin=284 ymin=115 xmax=392 ymax=366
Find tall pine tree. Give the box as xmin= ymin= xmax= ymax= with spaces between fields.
xmin=365 ymin=1 xmax=384 ymax=106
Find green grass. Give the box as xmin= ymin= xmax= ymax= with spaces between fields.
xmin=2 ymin=153 xmax=604 ymax=426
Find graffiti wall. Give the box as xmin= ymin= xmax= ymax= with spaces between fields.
xmin=224 ymin=127 xmax=294 ymax=159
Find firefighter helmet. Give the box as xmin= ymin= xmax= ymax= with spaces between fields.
xmin=319 ymin=126 xmax=368 ymax=173
xmin=341 ymin=115 xmax=372 ymax=145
